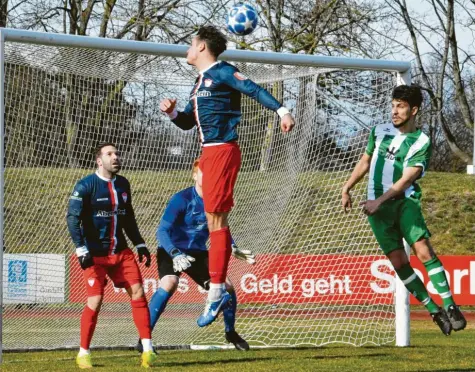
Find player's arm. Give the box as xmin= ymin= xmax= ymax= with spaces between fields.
xmin=123 ymin=181 xmax=151 ymax=267
xmin=361 ymin=140 xmax=431 ymax=215
xmin=66 ymin=181 xmax=93 ymax=270
xmin=220 ymin=65 xmax=295 ymax=132
xmin=160 ymin=98 xmax=196 ymax=130
xmin=156 ymin=194 xmax=195 ymax=272
xmin=374 ymin=167 xmax=423 ymax=205
xmin=341 ymin=127 xmax=374 ymax=212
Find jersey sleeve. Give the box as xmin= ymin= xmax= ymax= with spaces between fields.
xmin=66 ymin=181 xmax=88 ymax=249
xmin=406 ymin=138 xmax=431 ymax=176
xmin=172 ymin=100 xmax=196 ymax=130
xmin=365 ymin=127 xmax=376 ymax=156
xmin=123 ymin=180 xmax=146 ymax=248
xmin=220 ymin=64 xmax=282 ymax=112
xmin=156 ymin=193 xmax=187 ymax=255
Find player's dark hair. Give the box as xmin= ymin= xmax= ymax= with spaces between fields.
xmin=196 ymin=25 xmax=227 ymax=58
xmin=392 ymin=85 xmax=423 ymax=109
xmin=94 ymin=142 xmax=117 ymax=159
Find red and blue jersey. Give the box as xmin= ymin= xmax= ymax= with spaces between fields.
xmin=171 ymin=61 xmax=283 ymax=145
xmin=66 ymin=172 xmax=145 ymax=257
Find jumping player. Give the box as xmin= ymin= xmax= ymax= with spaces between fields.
xmin=160 ymin=25 xmax=295 ymax=327
xmin=342 ymin=85 xmax=466 ymax=335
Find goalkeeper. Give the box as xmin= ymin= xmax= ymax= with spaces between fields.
xmin=342 ymin=85 xmax=466 ymax=336
xmin=137 ymin=159 xmax=254 ymax=352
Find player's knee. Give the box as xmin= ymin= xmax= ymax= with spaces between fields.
xmin=128 ymin=283 xmax=145 ymax=300
xmin=160 ymin=275 xmax=179 ymax=293
xmin=87 ymin=295 xmax=103 ymax=311
xmin=387 ymin=249 xmax=408 ymax=271
xmin=206 ymin=212 xmax=228 ymax=232
xmin=412 ymin=239 xmax=434 ymax=263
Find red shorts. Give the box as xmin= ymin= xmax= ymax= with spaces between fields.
xmin=200 ymin=142 xmax=241 ymax=213
xmin=83 ymin=248 xmax=143 ymax=297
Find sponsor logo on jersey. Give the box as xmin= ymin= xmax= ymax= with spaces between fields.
xmin=204 ymin=79 xmax=213 ymax=87
xmin=70 ymin=190 xmax=82 ymax=201
xmin=97 ymin=198 xmax=109 ymax=201
xmin=96 ymin=209 xmax=126 ymax=217
xmin=385 ymin=146 xmax=399 ymax=161
xmin=189 ymin=90 xmax=212 ymax=100
xmin=122 ymin=192 xmax=127 ymax=203
xmin=234 ymin=71 xmax=247 ymax=80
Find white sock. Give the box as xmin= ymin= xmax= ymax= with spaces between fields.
xmin=208 ymin=283 xmax=225 ymax=301
xmin=78 ymin=347 xmax=90 ymax=356
xmin=141 ymin=338 xmax=153 ymax=352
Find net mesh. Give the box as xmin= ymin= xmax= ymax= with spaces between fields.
xmin=3 ymin=41 xmax=398 ymax=350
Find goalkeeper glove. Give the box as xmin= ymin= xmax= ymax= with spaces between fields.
xmin=170 ymin=248 xmax=195 ymax=273
xmin=232 ymin=243 xmax=255 ymax=265
xmin=76 ymin=246 xmax=94 ymax=270
xmin=136 ymin=245 xmax=152 ymax=267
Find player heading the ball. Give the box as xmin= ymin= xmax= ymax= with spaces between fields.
xmin=160 ymin=25 xmax=295 ymax=327
xmin=342 ymin=85 xmax=466 ymax=336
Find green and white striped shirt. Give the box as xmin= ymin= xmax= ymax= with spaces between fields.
xmin=366 ymin=124 xmax=431 ymax=200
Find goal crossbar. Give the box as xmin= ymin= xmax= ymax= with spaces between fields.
xmin=0 ymin=28 xmax=411 ymax=72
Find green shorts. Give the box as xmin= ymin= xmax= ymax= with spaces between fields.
xmin=368 ymin=196 xmax=431 ymax=255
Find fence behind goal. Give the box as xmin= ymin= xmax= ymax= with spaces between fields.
xmin=0 ymin=29 xmax=411 ymax=351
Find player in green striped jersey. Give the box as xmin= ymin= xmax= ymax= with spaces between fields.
xmin=342 ymin=85 xmax=466 ymax=336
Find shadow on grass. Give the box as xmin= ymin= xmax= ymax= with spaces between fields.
xmin=310 ymin=353 xmax=388 ymax=360
xmin=159 ymin=357 xmax=274 ymax=368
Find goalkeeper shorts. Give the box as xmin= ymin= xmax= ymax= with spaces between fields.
xmin=200 ymin=142 xmax=241 ymax=213
xmin=157 ymin=248 xmax=210 ymax=290
xmin=83 ymin=248 xmax=143 ymax=297
xmin=368 ymin=196 xmax=431 ymax=255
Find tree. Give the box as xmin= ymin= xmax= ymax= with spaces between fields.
xmin=383 ymin=0 xmax=474 ymax=168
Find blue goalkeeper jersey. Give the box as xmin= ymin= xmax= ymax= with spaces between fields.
xmin=66 ymin=172 xmax=145 ymax=257
xmin=171 ymin=61 xmax=283 ymax=145
xmin=156 ymin=187 xmax=209 ymax=254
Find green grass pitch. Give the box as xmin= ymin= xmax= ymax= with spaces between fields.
xmin=2 ymin=319 xmax=474 ymax=371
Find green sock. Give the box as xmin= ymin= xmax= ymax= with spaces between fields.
xmin=395 ymin=263 xmax=439 ymax=313
xmin=424 ymin=256 xmax=455 ymax=310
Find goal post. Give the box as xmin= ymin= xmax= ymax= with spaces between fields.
xmin=0 ymin=28 xmax=412 ymax=356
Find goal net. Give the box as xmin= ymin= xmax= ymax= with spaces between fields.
xmin=2 ymin=34 xmax=401 ymax=351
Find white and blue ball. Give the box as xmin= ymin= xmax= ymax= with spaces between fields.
xmin=226 ymin=3 xmax=258 ymax=36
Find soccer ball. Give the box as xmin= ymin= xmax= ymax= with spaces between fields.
xmin=226 ymin=3 xmax=258 ymax=36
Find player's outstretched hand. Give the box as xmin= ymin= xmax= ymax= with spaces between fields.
xmin=342 ymin=191 xmax=352 ymax=213
xmin=280 ymin=113 xmax=295 ymax=133
xmin=232 ymin=244 xmax=256 ymax=265
xmin=160 ymin=98 xmax=177 ymax=114
xmin=77 ymin=251 xmax=94 ymax=270
xmin=138 ymin=246 xmax=152 ymax=267
xmin=171 ymin=248 xmax=195 ymax=272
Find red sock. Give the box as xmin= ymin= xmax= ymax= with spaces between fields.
xmin=131 ymin=297 xmax=152 ymax=339
xmin=80 ymin=305 xmax=99 ymax=350
xmin=209 ymin=227 xmax=232 ymax=284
